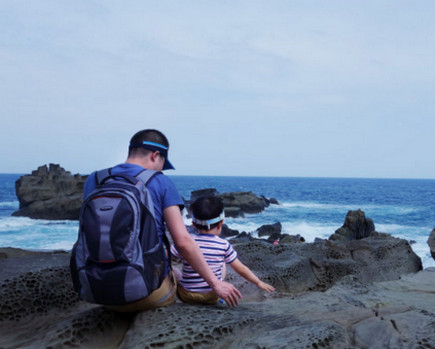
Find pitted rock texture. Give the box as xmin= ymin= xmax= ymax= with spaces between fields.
xmin=228 ymin=233 xmax=422 ymax=295
xmin=13 ymin=163 xmax=87 ymax=220
xmin=0 ymin=238 xmax=430 ymax=348
xmin=119 ymin=269 xmax=435 ymax=348
xmin=0 ymin=266 xmax=79 ymax=322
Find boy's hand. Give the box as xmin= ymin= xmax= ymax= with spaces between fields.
xmin=257 ymin=281 xmax=275 ymax=292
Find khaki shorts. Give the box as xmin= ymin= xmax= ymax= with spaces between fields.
xmin=105 ymin=271 xmax=177 ymax=312
xmin=177 ymin=285 xmax=220 ymax=305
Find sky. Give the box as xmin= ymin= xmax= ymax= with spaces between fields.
xmin=1 ymin=1 xmax=435 ymax=178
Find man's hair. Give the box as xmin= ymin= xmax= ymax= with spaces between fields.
xmin=128 ymin=129 xmax=170 ymax=158
xmin=191 ymin=196 xmax=224 ymax=231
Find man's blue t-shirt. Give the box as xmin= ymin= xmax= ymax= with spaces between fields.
xmin=83 ymin=163 xmax=184 ymax=276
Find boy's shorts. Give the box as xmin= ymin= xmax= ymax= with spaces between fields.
xmin=177 ymin=285 xmax=220 ymax=305
xmin=105 ymin=270 xmax=177 ymax=312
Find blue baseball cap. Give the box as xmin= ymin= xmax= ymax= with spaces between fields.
xmin=129 ymin=141 xmax=175 ymax=170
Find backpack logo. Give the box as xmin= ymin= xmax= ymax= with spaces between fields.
xmin=99 ymin=206 xmax=113 ymax=211
xmin=70 ymin=168 xmax=169 ymax=306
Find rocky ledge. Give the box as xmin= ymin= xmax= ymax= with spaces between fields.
xmin=12 ymin=164 xmax=87 ymax=220
xmin=1 ymin=224 xmax=433 ymax=348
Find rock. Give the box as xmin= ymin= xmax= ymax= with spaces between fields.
xmin=269 ymin=197 xmax=279 ymax=205
xmin=0 ymin=232 xmax=427 ymax=348
xmin=12 ymin=164 xmax=86 ymax=220
xmin=223 ymin=206 xmax=244 ymax=218
xmin=428 ymin=228 xmax=435 ymax=261
xmin=256 ymin=222 xmax=282 ymax=237
xmin=189 ymin=188 xmax=218 ymax=204
xmin=277 ymin=234 xmax=306 ymax=244
xmin=266 ymin=232 xmax=282 ymax=243
xmin=218 ymin=191 xmax=268 ymax=215
xmin=329 ymin=209 xmax=375 ymax=241
xmin=221 ymin=224 xmax=239 ymax=238
xmin=230 ymin=231 xmax=255 ymax=243
xmin=187 ymin=189 xmax=271 ymax=218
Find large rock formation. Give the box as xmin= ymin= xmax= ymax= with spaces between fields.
xmin=329 ymin=209 xmax=375 ymax=241
xmin=186 ymin=188 xmax=279 ymax=218
xmin=428 ymin=228 xmax=435 ymax=261
xmin=12 ymin=164 xmax=87 ymax=220
xmin=13 ymin=169 xmax=279 ymax=220
xmin=256 ymin=222 xmax=282 ymax=237
xmin=0 ymin=226 xmax=426 ymax=348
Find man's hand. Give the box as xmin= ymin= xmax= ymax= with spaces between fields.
xmin=212 ymin=280 xmax=242 ymax=307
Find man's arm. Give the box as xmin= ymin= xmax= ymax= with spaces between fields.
xmin=163 ymin=205 xmax=242 ymax=306
xmin=229 ymin=258 xmax=275 ymax=292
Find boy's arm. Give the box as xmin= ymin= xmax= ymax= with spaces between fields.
xmin=163 ymin=205 xmax=242 ymax=306
xmin=229 ymin=258 xmax=275 ymax=292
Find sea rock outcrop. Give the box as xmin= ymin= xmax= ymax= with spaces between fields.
xmin=12 ymin=164 xmax=87 ymax=220
xmin=186 ymin=188 xmax=279 ymax=218
xmin=256 ymin=222 xmax=282 ymax=237
xmin=0 ymin=227 xmax=426 ymax=348
xmin=329 ymin=209 xmax=375 ymax=241
xmin=428 ymin=228 xmax=435 ymax=261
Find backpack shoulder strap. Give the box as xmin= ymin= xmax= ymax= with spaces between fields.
xmin=95 ymin=168 xmax=112 ymax=186
xmin=134 ymin=169 xmax=172 ymax=267
xmin=135 ymin=169 xmax=161 ymax=187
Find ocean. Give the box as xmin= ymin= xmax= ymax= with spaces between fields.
xmin=0 ymin=174 xmax=434 ymax=268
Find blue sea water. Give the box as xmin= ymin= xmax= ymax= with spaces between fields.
xmin=0 ymin=174 xmax=434 ymax=268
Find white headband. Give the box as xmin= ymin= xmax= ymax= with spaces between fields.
xmin=192 ymin=212 xmax=225 ymax=230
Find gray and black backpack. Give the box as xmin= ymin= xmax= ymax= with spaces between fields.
xmin=70 ymin=168 xmax=170 ymax=306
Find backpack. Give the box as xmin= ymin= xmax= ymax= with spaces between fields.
xmin=70 ymin=168 xmax=170 ymax=306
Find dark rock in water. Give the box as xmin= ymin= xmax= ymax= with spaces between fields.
xmin=276 ymin=234 xmax=305 ymax=244
xmin=12 ymin=164 xmax=86 ymax=220
xmin=260 ymin=195 xmax=279 ymax=206
xmin=221 ymin=224 xmax=239 ymax=238
xmin=187 ymin=189 xmax=271 ymax=218
xmin=269 ymin=197 xmax=279 ymax=205
xmin=428 ymin=228 xmax=435 ymax=261
xmin=257 ymin=222 xmax=282 ymax=237
xmin=190 ymin=188 xmax=218 ymax=203
xmin=218 ymin=191 xmax=268 ymax=215
xmin=230 ymin=231 xmax=255 ymax=243
xmin=329 ymin=209 xmax=375 ymax=241
xmin=223 ymin=206 xmax=245 ymax=218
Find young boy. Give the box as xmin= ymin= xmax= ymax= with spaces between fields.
xmin=171 ymin=196 xmax=275 ymax=305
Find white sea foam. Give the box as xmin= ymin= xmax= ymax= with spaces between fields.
xmin=0 ymin=217 xmax=42 ymax=231
xmin=0 ymin=201 xmax=19 ymax=209
xmin=278 ymin=201 xmax=419 ymax=215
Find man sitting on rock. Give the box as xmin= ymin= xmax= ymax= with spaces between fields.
xmin=171 ymin=196 xmax=275 ymax=305
xmin=77 ymin=129 xmax=242 ymax=310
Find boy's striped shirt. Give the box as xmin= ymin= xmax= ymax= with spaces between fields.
xmin=171 ymin=233 xmax=238 ymax=292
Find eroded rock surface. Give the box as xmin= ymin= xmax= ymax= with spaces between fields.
xmin=12 ymin=164 xmax=87 ymax=220
xmin=0 ymin=230 xmax=427 ymax=348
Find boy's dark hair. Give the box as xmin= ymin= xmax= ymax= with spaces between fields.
xmin=128 ymin=129 xmax=170 ymax=157
xmin=191 ymin=196 xmax=224 ymax=231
